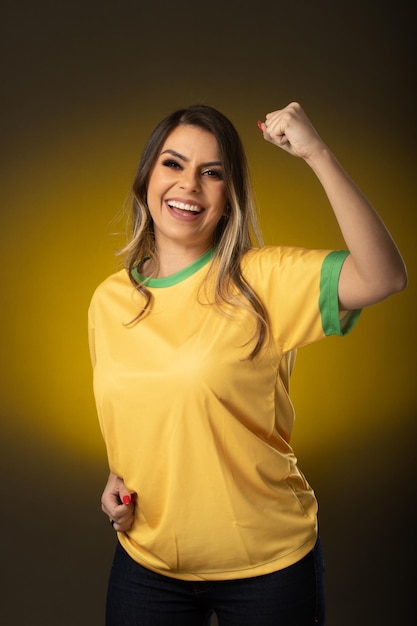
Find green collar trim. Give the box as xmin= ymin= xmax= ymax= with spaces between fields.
xmin=132 ymin=248 xmax=215 ymax=288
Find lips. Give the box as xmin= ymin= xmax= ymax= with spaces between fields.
xmin=166 ymin=200 xmax=204 ymax=214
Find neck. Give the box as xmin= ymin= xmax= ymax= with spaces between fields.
xmin=143 ymin=243 xmax=212 ymax=278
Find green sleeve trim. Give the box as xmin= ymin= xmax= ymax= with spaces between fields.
xmin=319 ymin=250 xmax=362 ymax=336
xmin=132 ymin=248 xmax=215 ymax=288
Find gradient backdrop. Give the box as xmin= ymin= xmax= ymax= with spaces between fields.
xmin=1 ymin=1 xmax=415 ymax=624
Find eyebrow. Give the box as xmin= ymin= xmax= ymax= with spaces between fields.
xmin=160 ymin=149 xmax=222 ymax=168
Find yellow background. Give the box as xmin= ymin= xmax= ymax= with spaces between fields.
xmin=1 ymin=1 xmax=415 ymax=624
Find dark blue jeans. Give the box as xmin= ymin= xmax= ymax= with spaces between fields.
xmin=106 ymin=539 xmax=326 ymax=625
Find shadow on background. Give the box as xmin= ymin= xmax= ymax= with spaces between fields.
xmin=1 ymin=1 xmax=415 ymax=624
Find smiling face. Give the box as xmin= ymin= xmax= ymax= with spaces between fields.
xmin=146 ymin=124 xmax=227 ymax=255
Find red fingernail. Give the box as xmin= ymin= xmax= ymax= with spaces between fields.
xmin=257 ymin=120 xmax=263 ymax=132
xmin=122 ymin=495 xmax=131 ymax=505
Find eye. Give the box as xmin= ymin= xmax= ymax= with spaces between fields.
xmin=202 ymin=168 xmax=223 ymax=180
xmin=162 ymin=158 xmax=182 ymax=170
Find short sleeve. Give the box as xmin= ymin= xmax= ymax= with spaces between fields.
xmin=243 ymin=246 xmax=361 ymax=352
xmin=319 ymin=250 xmax=362 ymax=336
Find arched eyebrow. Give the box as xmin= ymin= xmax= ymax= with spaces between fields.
xmin=160 ymin=149 xmax=222 ymax=168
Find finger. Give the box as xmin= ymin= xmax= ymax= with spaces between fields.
xmin=119 ymin=489 xmax=136 ymax=506
xmin=265 ymin=113 xmax=286 ymax=137
xmin=109 ymin=515 xmax=134 ymax=532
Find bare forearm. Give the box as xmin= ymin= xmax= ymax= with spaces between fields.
xmin=260 ymin=102 xmax=407 ymax=310
xmin=307 ymin=146 xmax=407 ymax=308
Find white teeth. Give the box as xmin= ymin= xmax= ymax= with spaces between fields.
xmin=167 ymin=200 xmax=202 ymax=213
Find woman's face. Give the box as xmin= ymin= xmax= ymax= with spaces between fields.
xmin=146 ymin=124 xmax=227 ymax=253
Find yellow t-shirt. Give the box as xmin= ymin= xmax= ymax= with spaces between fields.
xmin=88 ymin=246 xmax=360 ymax=581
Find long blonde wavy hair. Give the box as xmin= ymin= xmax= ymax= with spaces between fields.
xmin=120 ymin=104 xmax=269 ymax=358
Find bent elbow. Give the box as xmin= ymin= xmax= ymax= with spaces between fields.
xmin=384 ymin=264 xmax=408 ymax=299
xmin=394 ymin=255 xmax=408 ymax=292
xmin=366 ymin=264 xmax=408 ymax=307
xmin=394 ymin=268 xmax=408 ymax=294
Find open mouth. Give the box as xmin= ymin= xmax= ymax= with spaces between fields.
xmin=167 ymin=200 xmax=203 ymax=215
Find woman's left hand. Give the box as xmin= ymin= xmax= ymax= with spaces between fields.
xmin=258 ymin=102 xmax=325 ymax=160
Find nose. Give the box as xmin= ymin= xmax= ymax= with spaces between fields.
xmin=179 ymin=168 xmax=200 ymax=192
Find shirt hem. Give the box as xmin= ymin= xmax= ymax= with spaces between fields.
xmin=117 ymin=531 xmax=317 ymax=582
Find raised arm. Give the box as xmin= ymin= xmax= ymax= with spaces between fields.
xmin=258 ymin=102 xmax=407 ymax=311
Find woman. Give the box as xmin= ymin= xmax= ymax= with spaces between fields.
xmin=88 ymin=102 xmax=407 ymax=625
